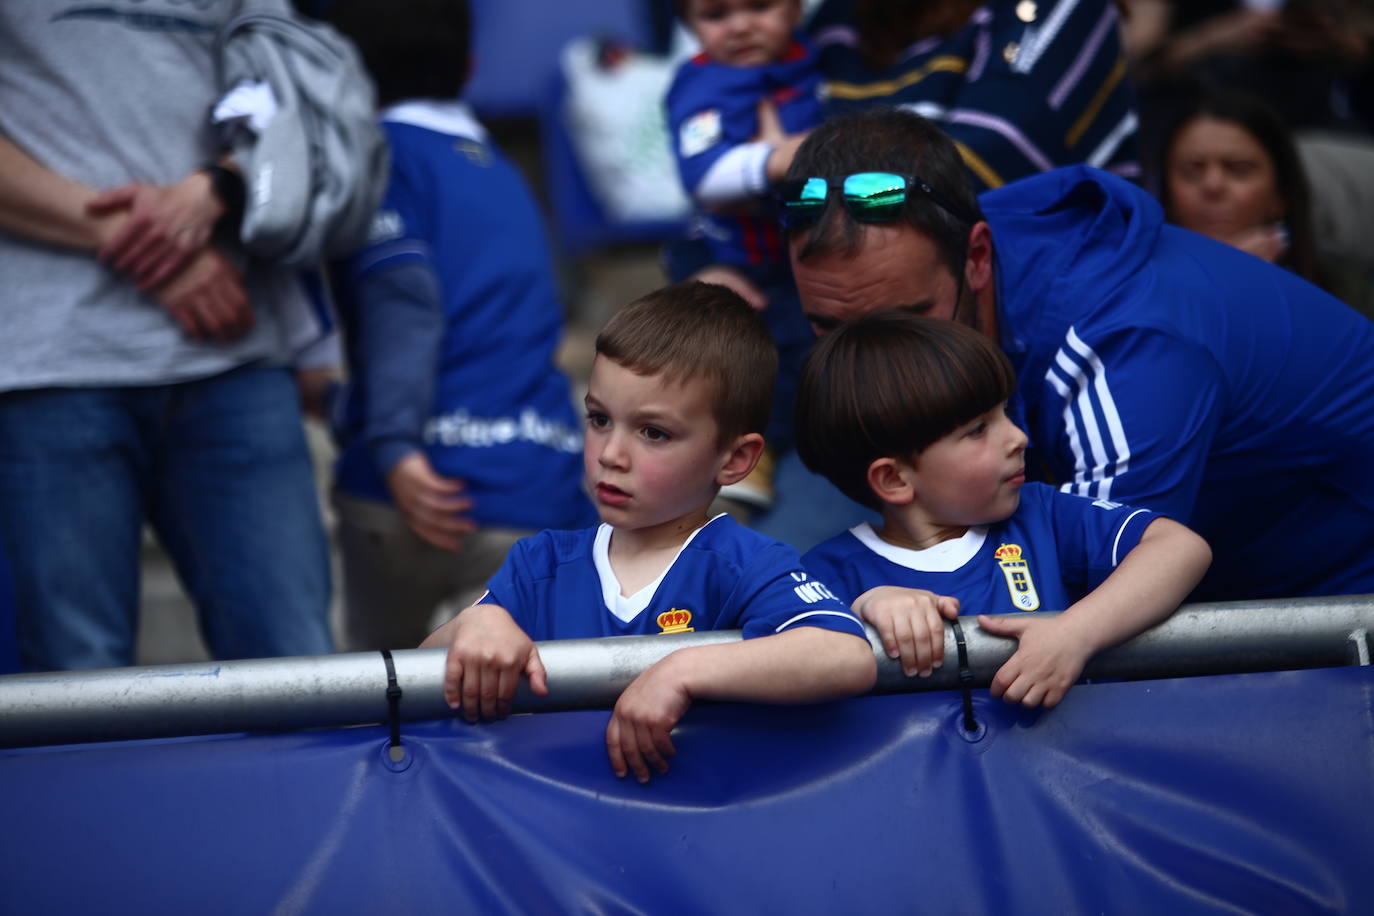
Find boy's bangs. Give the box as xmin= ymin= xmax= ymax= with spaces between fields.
xmin=794 ymin=311 xmax=1017 ymax=511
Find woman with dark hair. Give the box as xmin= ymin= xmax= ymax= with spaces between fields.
xmin=1159 ymin=87 xmax=1374 ymax=317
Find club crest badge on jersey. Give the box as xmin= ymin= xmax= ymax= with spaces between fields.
xmin=657 ymin=608 xmax=694 ymax=634
xmin=679 ymin=109 xmax=721 ymax=157
xmin=994 ymin=544 xmax=1040 ymax=611
xmin=453 ymin=138 xmax=490 ymax=167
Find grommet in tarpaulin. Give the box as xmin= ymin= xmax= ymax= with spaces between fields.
xmin=379 ymin=649 xmax=408 ymax=768
xmin=950 ymin=619 xmax=979 ymax=734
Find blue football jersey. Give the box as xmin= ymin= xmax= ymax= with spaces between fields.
xmin=802 ymin=483 xmax=1157 ymax=614
xmin=480 ymin=515 xmax=866 ymax=642
xmin=331 ymin=101 xmax=595 ymax=531
xmin=666 ymin=38 xmax=823 ymax=269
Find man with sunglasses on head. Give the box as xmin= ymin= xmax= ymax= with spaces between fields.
xmin=782 ymin=106 xmax=1374 ymax=602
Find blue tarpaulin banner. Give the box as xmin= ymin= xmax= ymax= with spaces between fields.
xmin=3 ymin=666 xmax=1371 ymax=914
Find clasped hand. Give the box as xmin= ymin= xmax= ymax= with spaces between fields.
xmin=852 ymin=585 xmax=959 ymax=677
xmin=854 ymin=586 xmax=1091 ymax=707
xmin=436 ymin=604 xmax=549 ymax=723
xmin=428 ymin=605 xmax=693 ymax=783
xmin=88 ymin=170 xmax=252 ymax=341
xmin=977 ymin=614 xmax=1092 ymax=709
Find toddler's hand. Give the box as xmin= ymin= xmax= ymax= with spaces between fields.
xmin=437 ymin=604 xmax=548 ymax=722
xmin=606 ymin=659 xmax=692 ymax=784
xmin=690 ymin=265 xmax=767 ymax=311
xmin=853 ymin=586 xmax=959 ymax=677
xmin=978 ymin=614 xmax=1090 ymax=708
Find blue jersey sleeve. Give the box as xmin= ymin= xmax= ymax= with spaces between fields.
xmin=1041 ymin=486 xmax=1158 ymax=593
xmin=730 ymin=542 xmax=867 ymax=641
xmin=665 ymin=41 xmax=823 ymax=198
xmin=344 ymin=145 xmax=446 ymax=476
xmin=1041 ymin=324 xmax=1223 ymax=525
xmin=665 ymin=59 xmax=749 ymax=198
xmin=477 ymin=532 xmax=551 ymax=636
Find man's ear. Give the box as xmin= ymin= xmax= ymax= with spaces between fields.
xmin=866 ymin=456 xmax=916 ymax=506
xmin=717 ymin=433 xmax=766 ymax=486
xmin=963 ymin=221 xmax=994 ymax=295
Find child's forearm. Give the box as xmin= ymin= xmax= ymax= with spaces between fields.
xmin=691 ymin=142 xmax=773 ymax=207
xmin=653 ymin=627 xmax=876 ymax=705
xmin=418 ymin=612 xmax=462 ymax=649
xmin=1055 ymin=517 xmax=1211 ymax=654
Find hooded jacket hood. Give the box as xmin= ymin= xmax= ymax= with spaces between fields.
xmin=981 ymin=165 xmax=1163 ymax=355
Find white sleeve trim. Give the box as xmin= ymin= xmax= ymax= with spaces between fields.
xmin=694 ymin=142 xmax=773 ymax=207
xmin=1111 ymin=508 xmax=1153 ymax=567
xmin=774 ymin=609 xmax=865 ymax=634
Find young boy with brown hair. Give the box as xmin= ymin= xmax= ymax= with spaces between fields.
xmin=796 ymin=311 xmax=1211 ymax=709
xmin=422 ymin=281 xmax=875 ymax=782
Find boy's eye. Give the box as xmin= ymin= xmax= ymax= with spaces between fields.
xmin=586 ymin=411 xmax=610 ymax=429
xmin=965 ymin=421 xmax=988 ymax=438
xmin=641 ymin=426 xmax=670 ymax=442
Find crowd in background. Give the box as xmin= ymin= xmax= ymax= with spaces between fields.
xmin=2 ymin=0 xmax=1373 ymax=675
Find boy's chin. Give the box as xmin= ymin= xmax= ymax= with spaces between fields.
xmin=993 ymin=490 xmax=1022 ymax=522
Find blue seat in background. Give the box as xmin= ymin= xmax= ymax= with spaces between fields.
xmin=466 ymin=0 xmax=649 ymax=119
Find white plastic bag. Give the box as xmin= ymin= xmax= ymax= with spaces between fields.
xmin=560 ymin=37 xmax=692 ymax=223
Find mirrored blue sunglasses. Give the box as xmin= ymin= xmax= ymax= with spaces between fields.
xmin=777 ymin=172 xmax=973 ymax=230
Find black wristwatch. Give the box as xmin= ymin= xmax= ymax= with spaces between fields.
xmin=203 ymin=162 xmax=246 ymax=237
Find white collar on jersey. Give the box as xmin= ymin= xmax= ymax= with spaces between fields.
xmin=851 ymin=521 xmax=988 ymax=573
xmin=594 ymin=515 xmax=727 ymax=623
xmin=379 ymin=99 xmax=487 ymax=143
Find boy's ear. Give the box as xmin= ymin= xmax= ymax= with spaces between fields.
xmin=716 ymin=432 xmax=766 ymax=487
xmin=867 ymin=456 xmax=916 ymax=506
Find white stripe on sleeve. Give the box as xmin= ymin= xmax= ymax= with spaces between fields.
xmin=774 ymin=610 xmax=865 ymax=634
xmin=1111 ymin=509 xmax=1153 ymax=567
xmin=1044 ymin=326 xmax=1131 ymax=501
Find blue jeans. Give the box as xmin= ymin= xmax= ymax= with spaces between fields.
xmin=0 ymin=366 xmax=333 ymax=670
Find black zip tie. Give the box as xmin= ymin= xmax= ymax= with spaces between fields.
xmin=380 ymin=649 xmax=404 ymax=761
xmin=950 ymin=619 xmax=978 ymax=733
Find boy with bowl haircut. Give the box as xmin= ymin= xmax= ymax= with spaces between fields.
xmin=422 ymin=281 xmax=875 ymax=783
xmin=797 ymin=311 xmax=1211 ymax=709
